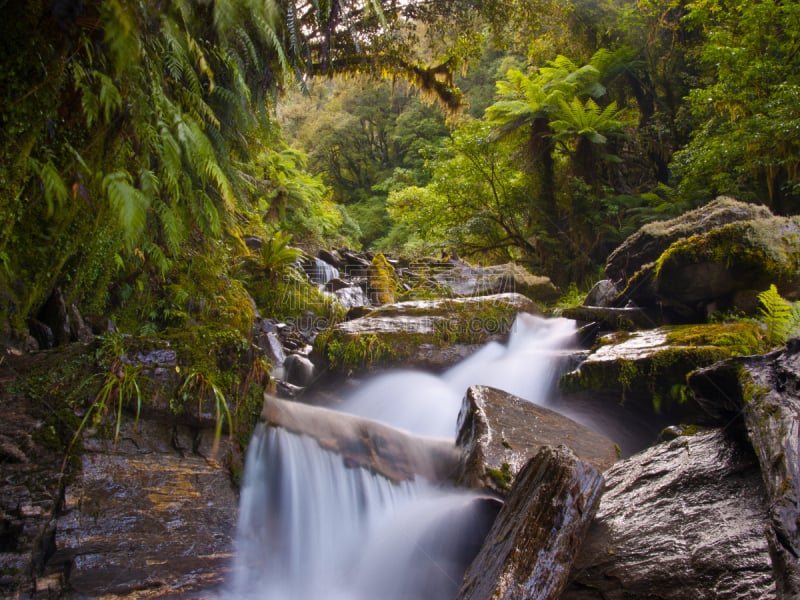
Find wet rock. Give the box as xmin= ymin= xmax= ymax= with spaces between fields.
xmin=324 ymin=277 xmax=351 ymax=292
xmin=562 ymin=428 xmax=776 ymax=599
xmin=689 ymin=340 xmax=800 ymax=596
xmin=458 ymin=445 xmax=603 ymax=600
xmin=559 ymin=322 xmax=764 ymax=423
xmin=435 ymin=263 xmax=559 ymax=304
xmin=606 ymin=196 xmax=773 ymax=288
xmin=315 ymin=293 xmax=539 ymax=375
xmin=252 ymin=323 xmax=286 ymax=369
xmin=332 ymin=285 xmax=369 ymax=310
xmin=261 ymin=394 xmax=461 ymax=483
xmin=455 ymin=385 xmax=618 ymax=495
xmin=50 ymin=419 xmax=237 ymax=598
xmin=283 ymin=353 xmax=315 ymax=387
xmin=318 ymin=248 xmax=343 ymax=269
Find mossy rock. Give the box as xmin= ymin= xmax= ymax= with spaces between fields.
xmin=367 ymin=252 xmax=398 ymax=305
xmin=314 ymin=293 xmax=539 ymax=375
xmin=615 ymin=210 xmax=800 ymax=322
xmin=559 ymin=321 xmax=766 ymax=421
xmin=606 ymin=196 xmax=774 ymax=287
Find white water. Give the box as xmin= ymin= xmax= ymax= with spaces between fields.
xmin=227 ymin=312 xmax=577 ymax=599
xmin=339 ymin=313 xmax=577 ymax=439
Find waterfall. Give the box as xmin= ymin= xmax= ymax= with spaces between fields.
xmin=306 ymin=257 xmax=339 ymax=286
xmin=229 ymin=426 xmax=498 ymax=600
xmin=339 ymin=313 xmax=577 ymax=439
xmin=227 ymin=312 xmax=577 ymax=599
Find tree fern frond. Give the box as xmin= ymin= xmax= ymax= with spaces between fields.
xmin=103 ymin=171 xmax=150 ymax=243
xmin=98 ymin=74 xmax=123 ymax=123
xmin=31 ymin=159 xmax=69 ymax=218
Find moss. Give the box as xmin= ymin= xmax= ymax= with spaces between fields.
xmin=561 ymin=323 xmax=757 ymax=416
xmin=486 ymin=462 xmax=513 ymax=491
xmin=368 ymin=253 xmax=398 ymax=305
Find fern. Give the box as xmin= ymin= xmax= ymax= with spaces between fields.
xmin=103 ymin=171 xmax=150 ymax=243
xmin=758 ymin=284 xmax=793 ymax=347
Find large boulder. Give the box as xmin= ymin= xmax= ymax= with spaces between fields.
xmin=562 ymin=428 xmax=776 ymax=599
xmin=458 ymin=445 xmax=604 ymax=600
xmin=455 ymin=385 xmax=618 ymax=495
xmin=606 ymin=196 xmax=773 ymax=287
xmin=607 ymin=198 xmax=800 ymax=322
xmin=314 ymin=293 xmax=539 ymax=375
xmin=559 ymin=322 xmax=765 ymax=423
xmin=689 ymin=340 xmax=800 ymax=596
xmin=644 ymin=216 xmax=800 ymax=319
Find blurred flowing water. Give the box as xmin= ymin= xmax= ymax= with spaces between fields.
xmin=226 ymin=314 xmax=579 ymax=599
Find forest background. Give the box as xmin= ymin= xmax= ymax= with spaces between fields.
xmin=2 ymin=0 xmax=800 ymax=345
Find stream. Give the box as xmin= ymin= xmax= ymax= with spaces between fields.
xmin=226 ymin=314 xmax=589 ymax=599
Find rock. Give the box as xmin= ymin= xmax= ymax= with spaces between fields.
xmin=435 ymin=263 xmax=560 ymax=304
xmin=339 ymin=248 xmax=372 ymax=277
xmin=283 ymin=353 xmax=315 ymax=387
xmin=559 ymin=322 xmax=764 ymax=422
xmin=50 ymin=418 xmax=238 ymax=597
xmin=367 ymin=252 xmax=398 ymax=305
xmin=324 ymin=277 xmax=351 ymax=292
xmin=455 ymin=385 xmax=618 ymax=495
xmin=315 ymin=293 xmax=540 ymax=375
xmin=606 ymin=196 xmax=774 ymax=287
xmin=608 ymin=199 xmax=800 ymax=322
xmin=252 ymin=323 xmax=286 ymax=368
xmin=688 ymin=340 xmax=800 ymax=596
xmin=583 ymin=279 xmax=619 ymax=307
xmin=39 ymin=287 xmax=71 ymax=346
xmin=261 ymin=394 xmax=461 ymax=483
xmin=67 ymin=303 xmax=93 ymax=343
xmin=562 ymin=428 xmax=776 ymax=599
xmin=458 ymin=445 xmax=604 ymax=600
xmin=646 ymin=215 xmax=800 ymax=319
xmin=318 ymin=248 xmax=343 ymax=269
xmin=26 ymin=318 xmax=53 ymax=350
xmin=332 ymin=284 xmax=369 ymax=310
xmin=560 ymin=305 xmax=657 ymax=331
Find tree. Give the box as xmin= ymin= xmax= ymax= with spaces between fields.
xmin=673 ymin=0 xmax=800 ymax=214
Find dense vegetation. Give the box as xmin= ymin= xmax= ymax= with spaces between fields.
xmin=2 ymin=0 xmax=800 ymax=344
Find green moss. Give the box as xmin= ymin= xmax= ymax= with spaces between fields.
xmin=486 ymin=462 xmax=513 ymax=491
xmin=368 ymin=253 xmax=398 ymax=305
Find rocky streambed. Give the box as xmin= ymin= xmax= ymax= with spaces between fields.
xmin=1 ymin=196 xmax=799 ymax=598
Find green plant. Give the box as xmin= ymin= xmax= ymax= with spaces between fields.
xmin=757 ymin=284 xmax=795 ymax=348
xmin=176 ymin=370 xmax=234 ymax=457
xmin=61 ymin=334 xmax=143 ymax=471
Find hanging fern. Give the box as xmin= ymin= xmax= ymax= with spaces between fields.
xmin=757 ymin=284 xmax=793 ymax=348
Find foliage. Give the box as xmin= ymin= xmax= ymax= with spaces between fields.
xmin=674 ymin=0 xmax=800 ymax=214
xmin=757 ymin=284 xmax=797 ymax=349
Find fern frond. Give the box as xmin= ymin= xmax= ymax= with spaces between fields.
xmin=758 ymin=284 xmax=793 ymax=347
xmin=31 ymin=159 xmax=69 ymax=217
xmin=103 ymin=171 xmax=150 ymax=243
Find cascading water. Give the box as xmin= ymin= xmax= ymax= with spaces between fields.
xmin=339 ymin=313 xmax=578 ymax=439
xmin=227 ymin=312 xmax=578 ymax=599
